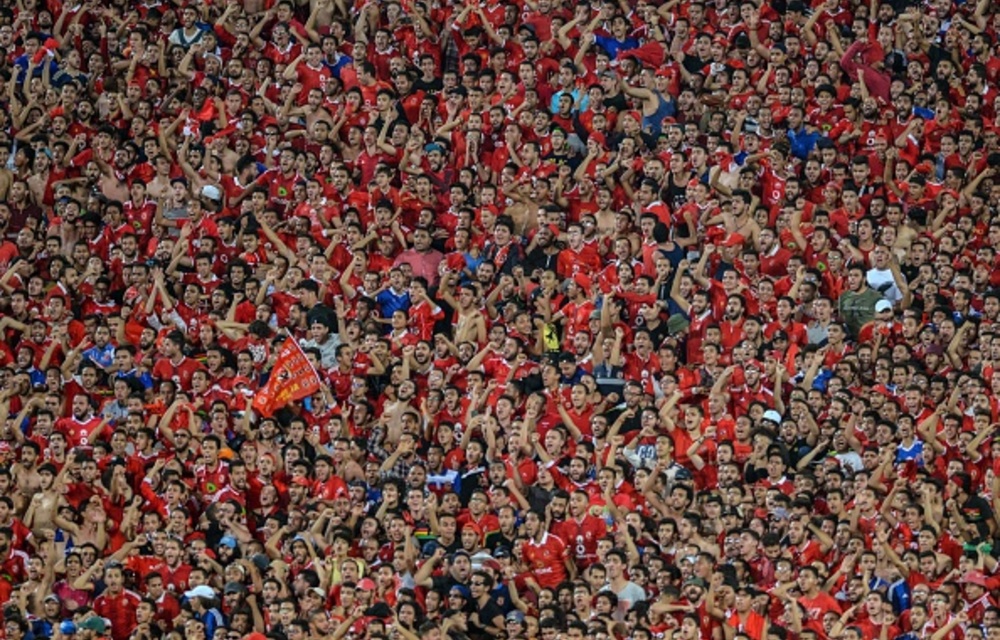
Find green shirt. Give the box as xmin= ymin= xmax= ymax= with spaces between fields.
xmin=837 ymin=287 xmax=884 ymax=338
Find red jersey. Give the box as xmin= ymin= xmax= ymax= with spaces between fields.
xmin=550 ymin=514 xmax=606 ymax=569
xmin=151 ymin=355 xmax=203 ymax=391
xmin=195 ymin=461 xmax=230 ymax=501
xmin=93 ymin=589 xmax=143 ymax=640
xmin=522 ymin=532 xmax=569 ymax=589
xmin=56 ymin=415 xmax=105 ymax=448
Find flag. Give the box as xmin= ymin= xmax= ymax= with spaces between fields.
xmin=252 ymin=338 xmax=322 ymax=417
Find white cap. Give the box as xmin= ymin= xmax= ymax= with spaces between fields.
xmin=762 ymin=410 xmax=782 ymax=424
xmin=200 ymin=184 xmax=222 ymax=202
xmin=184 ymin=585 xmax=216 ymax=600
xmin=875 ymin=299 xmax=893 ymax=313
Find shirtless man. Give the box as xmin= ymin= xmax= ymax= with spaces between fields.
xmin=439 ymin=272 xmax=487 ymax=345
xmin=0 ymin=142 xmax=13 ymax=200
xmin=14 ymin=533 xmax=56 ymax=613
xmin=24 ymin=463 xmax=65 ymax=536
xmin=146 ymin=155 xmax=175 ymax=200
xmin=11 ymin=440 xmax=43 ymax=513
xmin=26 ymin=153 xmax=52 ymax=208
xmin=329 ymin=435 xmax=365 ymax=482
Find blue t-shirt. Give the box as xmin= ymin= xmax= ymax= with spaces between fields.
xmin=375 ymin=288 xmax=411 ymax=320
xmin=593 ymin=35 xmax=639 ymax=59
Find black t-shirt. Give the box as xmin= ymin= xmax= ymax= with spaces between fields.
xmin=436 ymin=537 xmax=463 ymax=554
xmin=604 ymin=93 xmax=628 ymax=114
xmin=469 ymin=597 xmax=505 ymax=640
xmin=642 ymin=318 xmax=672 ymax=349
xmin=526 ymin=484 xmax=555 ymax=513
xmin=682 ymin=54 xmax=708 ymax=74
xmin=961 ymin=495 xmax=994 ymax=540
xmin=524 ymin=246 xmax=560 ymax=275
xmin=431 ymin=574 xmax=465 ymax=594
xmin=484 ymin=530 xmax=516 ymax=553
xmin=414 ymin=77 xmax=443 ymax=94
xmin=661 ymin=172 xmax=690 ymax=210
xmin=459 ymin=466 xmax=488 ymax=505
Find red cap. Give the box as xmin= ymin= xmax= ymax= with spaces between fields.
xmin=291 ymin=477 xmax=312 ymax=488
xmin=445 ymin=253 xmax=466 ymax=272
xmin=705 ymin=226 xmax=727 ymax=244
xmin=590 ymin=132 xmax=606 ymax=147
xmin=573 ymin=273 xmax=592 ymax=291
xmin=962 ymin=571 xmax=990 ymax=588
xmin=722 ymin=233 xmax=745 ymax=248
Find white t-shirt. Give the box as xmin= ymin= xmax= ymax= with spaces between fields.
xmin=866 ymin=267 xmax=902 ymax=302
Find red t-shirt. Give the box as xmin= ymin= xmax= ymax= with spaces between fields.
xmin=522 ymin=532 xmax=569 ymax=589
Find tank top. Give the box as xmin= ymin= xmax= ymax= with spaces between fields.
xmin=642 ymin=90 xmax=675 ymax=136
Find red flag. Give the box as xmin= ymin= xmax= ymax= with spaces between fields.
xmin=252 ymin=338 xmax=321 ymax=417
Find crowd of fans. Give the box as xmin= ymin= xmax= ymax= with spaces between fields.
xmin=0 ymin=0 xmax=1000 ymax=639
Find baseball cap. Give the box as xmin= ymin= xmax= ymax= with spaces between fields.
xmin=200 ymin=184 xmax=223 ymax=202
xmin=506 ymin=611 xmax=525 ymax=623
xmin=308 ymin=587 xmax=326 ymax=599
xmin=250 ymin=553 xmax=270 ymax=571
xmin=962 ymin=571 xmax=989 ymax=587
xmin=875 ymin=299 xmax=893 ymax=313
xmin=224 ymin=582 xmax=247 ymax=595
xmin=667 ymin=314 xmax=690 ymax=334
xmin=449 ymin=585 xmax=471 ymax=600
xmin=184 ymin=585 xmax=216 ymax=600
xmin=684 ymin=577 xmax=708 ymax=590
xmin=421 ymin=540 xmax=440 ymax=557
xmin=79 ymin=618 xmax=107 ymax=634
